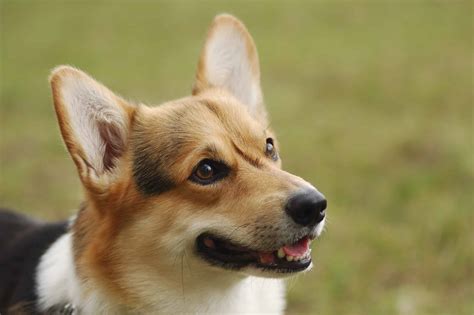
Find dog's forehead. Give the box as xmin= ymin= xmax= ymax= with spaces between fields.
xmin=137 ymin=96 xmax=266 ymax=148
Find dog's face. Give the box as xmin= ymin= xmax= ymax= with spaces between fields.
xmin=50 ymin=15 xmax=326 ymax=304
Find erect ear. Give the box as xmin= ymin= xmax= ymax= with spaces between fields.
xmin=50 ymin=66 xmax=134 ymax=186
xmin=193 ymin=14 xmax=267 ymax=124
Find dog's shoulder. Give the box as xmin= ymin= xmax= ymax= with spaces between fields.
xmin=0 ymin=208 xmax=68 ymax=313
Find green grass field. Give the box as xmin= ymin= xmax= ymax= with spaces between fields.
xmin=1 ymin=1 xmax=472 ymax=314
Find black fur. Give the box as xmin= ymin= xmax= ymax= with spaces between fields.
xmin=0 ymin=208 xmax=68 ymax=314
xmin=131 ymin=117 xmax=181 ymax=196
xmin=132 ymin=143 xmax=175 ymax=195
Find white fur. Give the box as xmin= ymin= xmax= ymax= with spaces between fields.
xmin=316 ymin=217 xmax=326 ymax=236
xmin=59 ymin=72 xmax=127 ymax=174
xmin=36 ymin=232 xmax=286 ymax=314
xmin=204 ymin=23 xmax=262 ymax=115
xmin=36 ymin=233 xmax=83 ymax=311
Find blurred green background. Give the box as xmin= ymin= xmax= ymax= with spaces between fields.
xmin=1 ymin=1 xmax=472 ymax=314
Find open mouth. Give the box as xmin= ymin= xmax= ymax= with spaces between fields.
xmin=196 ymin=233 xmax=313 ymax=273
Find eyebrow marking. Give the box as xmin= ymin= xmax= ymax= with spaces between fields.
xmin=199 ymin=100 xmax=265 ymax=168
xmin=203 ymin=144 xmax=219 ymax=156
xmin=232 ymin=142 xmax=262 ymax=168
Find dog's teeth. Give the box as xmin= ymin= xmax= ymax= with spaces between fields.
xmin=302 ymin=249 xmax=312 ymax=260
xmin=286 ymin=255 xmax=294 ymax=262
xmin=277 ymin=248 xmax=285 ymax=258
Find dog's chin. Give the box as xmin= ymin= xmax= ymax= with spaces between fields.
xmin=240 ymin=261 xmax=313 ymax=279
xmin=195 ymin=233 xmax=315 ymax=277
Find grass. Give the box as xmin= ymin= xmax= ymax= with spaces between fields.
xmin=1 ymin=1 xmax=472 ymax=314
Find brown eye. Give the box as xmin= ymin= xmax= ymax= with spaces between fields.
xmin=265 ymin=138 xmax=278 ymax=161
xmin=196 ymin=163 xmax=214 ymax=180
xmin=190 ymin=159 xmax=230 ymax=185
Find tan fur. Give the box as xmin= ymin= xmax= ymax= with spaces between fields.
xmin=46 ymin=14 xmax=323 ymax=313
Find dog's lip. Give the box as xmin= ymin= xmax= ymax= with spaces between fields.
xmin=196 ymin=233 xmax=313 ymax=273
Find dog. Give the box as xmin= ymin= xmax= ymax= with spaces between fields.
xmin=0 ymin=14 xmax=327 ymax=314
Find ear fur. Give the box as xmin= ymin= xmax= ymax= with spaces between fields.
xmin=193 ymin=14 xmax=267 ymax=124
xmin=50 ymin=66 xmax=134 ymax=185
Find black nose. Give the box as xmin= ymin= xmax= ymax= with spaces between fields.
xmin=285 ymin=190 xmax=327 ymax=227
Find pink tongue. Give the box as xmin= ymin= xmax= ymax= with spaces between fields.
xmin=283 ymin=237 xmax=310 ymax=256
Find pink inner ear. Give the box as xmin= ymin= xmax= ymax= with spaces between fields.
xmin=98 ymin=121 xmax=125 ymax=171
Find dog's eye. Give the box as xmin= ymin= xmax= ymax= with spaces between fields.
xmin=265 ymin=138 xmax=278 ymax=161
xmin=190 ymin=159 xmax=229 ymax=185
xmin=196 ymin=163 xmax=213 ymax=180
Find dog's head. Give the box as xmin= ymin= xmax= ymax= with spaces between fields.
xmin=50 ymin=14 xmax=326 ymax=304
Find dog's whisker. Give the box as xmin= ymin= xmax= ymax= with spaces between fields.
xmin=184 ymin=249 xmax=192 ymax=276
xmin=227 ymin=223 xmax=251 ymax=240
xmin=180 ymin=251 xmax=186 ymax=302
xmin=286 ymin=275 xmax=299 ymax=293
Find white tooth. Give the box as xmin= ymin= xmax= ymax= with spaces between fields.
xmin=277 ymin=248 xmax=285 ymax=258
xmin=294 ymin=256 xmax=301 ymax=261
xmin=286 ymin=255 xmax=294 ymax=262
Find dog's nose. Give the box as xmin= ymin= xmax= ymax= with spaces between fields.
xmin=285 ymin=189 xmax=327 ymax=227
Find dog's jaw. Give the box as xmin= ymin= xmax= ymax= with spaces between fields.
xmin=35 ymin=227 xmax=286 ymax=315
xmin=193 ymin=217 xmax=326 ymax=278
xmin=60 ymin=211 xmax=287 ymax=314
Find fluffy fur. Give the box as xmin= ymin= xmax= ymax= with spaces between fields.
xmin=0 ymin=14 xmax=326 ymax=314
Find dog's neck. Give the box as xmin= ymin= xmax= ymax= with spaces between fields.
xmin=35 ymin=227 xmax=286 ymax=314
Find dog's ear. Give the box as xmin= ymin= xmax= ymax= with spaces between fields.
xmin=50 ymin=66 xmax=134 ymax=189
xmin=193 ymin=14 xmax=267 ymax=124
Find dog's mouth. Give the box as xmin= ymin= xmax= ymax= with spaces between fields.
xmin=196 ymin=233 xmax=312 ymax=273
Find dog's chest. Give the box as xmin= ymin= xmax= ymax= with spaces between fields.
xmin=151 ymin=277 xmax=286 ymax=314
xmin=78 ymin=277 xmax=286 ymax=314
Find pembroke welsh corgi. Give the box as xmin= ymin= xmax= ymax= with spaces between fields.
xmin=0 ymin=14 xmax=327 ymax=314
